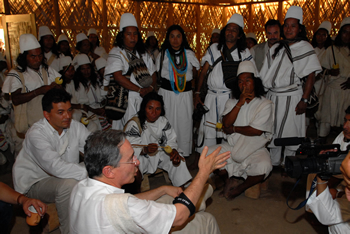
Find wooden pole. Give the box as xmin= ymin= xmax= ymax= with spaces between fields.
xmin=222 ymin=7 xmax=227 ymax=26
xmin=53 ymin=0 xmax=61 ymax=36
xmin=248 ymin=3 xmax=253 ymax=32
xmin=134 ymin=1 xmax=141 ymax=30
xmin=102 ymin=0 xmax=108 ymax=49
xmin=278 ymin=0 xmax=283 ymax=24
xmin=314 ymin=0 xmax=320 ymax=31
xmin=167 ymin=3 xmax=174 ymax=28
xmin=3 ymin=0 xmax=10 ymax=14
xmin=196 ymin=5 xmax=200 ymax=58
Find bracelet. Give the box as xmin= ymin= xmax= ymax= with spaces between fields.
xmin=150 ymin=85 xmax=154 ymax=90
xmin=235 ymin=105 xmax=241 ymax=109
xmin=138 ymin=88 xmax=141 ymax=93
xmin=173 ymin=192 xmax=196 ymax=217
xmin=195 ymin=91 xmax=201 ymax=94
xmin=317 ymin=181 xmax=328 ymax=185
xmin=17 ymin=194 xmax=25 ymax=205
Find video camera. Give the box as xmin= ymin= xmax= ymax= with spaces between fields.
xmin=274 ymin=137 xmax=348 ymax=179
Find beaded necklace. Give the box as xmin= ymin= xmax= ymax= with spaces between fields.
xmin=166 ymin=49 xmax=188 ymax=94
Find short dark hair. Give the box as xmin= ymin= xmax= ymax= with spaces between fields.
xmin=16 ymin=49 xmax=48 ymax=73
xmin=161 ymin=25 xmax=193 ymax=52
xmin=42 ymin=88 xmax=72 ymax=112
xmin=346 ymin=106 xmax=350 ymax=115
xmin=114 ymin=28 xmax=146 ymax=54
xmin=84 ymin=130 xmax=126 ymax=178
xmin=265 ymin=19 xmax=282 ymax=32
xmin=231 ymin=73 xmax=266 ymax=99
xmin=217 ymin=24 xmax=247 ymax=53
xmin=138 ymin=92 xmax=165 ymax=129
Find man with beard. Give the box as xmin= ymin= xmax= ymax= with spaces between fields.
xmin=12 ymin=88 xmax=90 ymax=234
xmin=250 ymin=19 xmax=281 ymax=71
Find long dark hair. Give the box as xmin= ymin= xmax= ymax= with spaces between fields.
xmin=334 ymin=24 xmax=350 ymax=52
xmin=39 ymin=35 xmax=59 ymax=57
xmin=145 ymin=36 xmax=159 ymax=50
xmin=75 ymin=40 xmax=93 ymax=53
xmin=114 ymin=28 xmax=146 ymax=54
xmin=58 ymin=41 xmax=73 ymax=59
xmin=311 ymin=28 xmax=332 ymax=49
xmin=73 ymin=63 xmax=99 ymax=91
xmin=217 ymin=24 xmax=247 ymax=53
xmin=272 ymin=21 xmax=308 ymax=59
xmin=231 ymin=75 xmax=266 ymax=99
xmin=138 ymin=92 xmax=166 ymax=129
xmin=16 ymin=50 xmax=48 ymax=73
xmin=161 ymin=25 xmax=193 ymax=52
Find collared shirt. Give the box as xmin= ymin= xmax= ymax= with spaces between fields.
xmin=13 ymin=118 xmax=90 ymax=194
xmin=70 ymin=178 xmax=176 ymax=234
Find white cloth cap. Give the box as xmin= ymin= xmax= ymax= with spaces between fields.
xmin=59 ymin=56 xmax=72 ymax=71
xmin=317 ymin=21 xmax=332 ymax=34
xmin=95 ymin=57 xmax=107 ymax=71
xmin=147 ymin=31 xmax=155 ymax=38
xmin=340 ymin=17 xmax=350 ymax=29
xmin=246 ymin=32 xmax=257 ymax=41
xmin=76 ymin=33 xmax=88 ymax=43
xmin=237 ymin=60 xmax=258 ymax=77
xmin=120 ymin=13 xmax=138 ymax=31
xmin=73 ymin=54 xmax=90 ymax=70
xmin=285 ymin=6 xmax=303 ymax=24
xmin=227 ymin=14 xmax=244 ymax=28
xmin=57 ymin=34 xmax=69 ymax=43
xmin=20 ymin=34 xmax=41 ymax=54
xmin=38 ymin=26 xmax=53 ymax=40
xmin=88 ymin=28 xmax=98 ymax=36
xmin=211 ymin=28 xmax=221 ymax=35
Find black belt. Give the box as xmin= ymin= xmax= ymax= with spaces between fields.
xmin=160 ymin=78 xmax=192 ymax=92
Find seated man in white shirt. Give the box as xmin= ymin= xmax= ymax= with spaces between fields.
xmin=70 ymin=130 xmax=230 ymax=234
xmin=12 ymin=88 xmax=91 ymax=234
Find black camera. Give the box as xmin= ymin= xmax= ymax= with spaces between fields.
xmin=275 ymin=137 xmax=348 ymax=179
xmin=192 ymin=104 xmax=209 ymax=122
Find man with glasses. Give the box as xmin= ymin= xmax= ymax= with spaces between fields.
xmin=69 ymin=129 xmax=230 ymax=233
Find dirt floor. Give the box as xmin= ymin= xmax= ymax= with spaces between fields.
xmin=0 ymin=119 xmax=338 ymax=233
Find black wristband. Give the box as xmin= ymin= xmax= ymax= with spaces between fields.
xmin=173 ymin=192 xmax=196 ymax=217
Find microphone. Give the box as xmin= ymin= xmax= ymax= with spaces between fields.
xmin=274 ymin=137 xmax=305 ymax=146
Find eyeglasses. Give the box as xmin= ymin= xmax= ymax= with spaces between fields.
xmin=119 ymin=155 xmax=138 ymax=166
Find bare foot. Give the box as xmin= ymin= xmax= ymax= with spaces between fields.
xmin=226 ymin=188 xmax=243 ymax=201
xmin=219 ymin=177 xmax=240 ymax=198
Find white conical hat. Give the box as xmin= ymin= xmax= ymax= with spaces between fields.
xmin=120 ymin=13 xmax=138 ymax=31
xmin=73 ymin=54 xmax=90 ymax=70
xmin=19 ymin=34 xmax=41 ymax=54
xmin=246 ymin=32 xmax=257 ymax=40
xmin=340 ymin=17 xmax=350 ymax=29
xmin=88 ymin=28 xmax=98 ymax=36
xmin=57 ymin=34 xmax=69 ymax=43
xmin=147 ymin=31 xmax=155 ymax=38
xmin=76 ymin=33 xmax=88 ymax=43
xmin=227 ymin=13 xmax=244 ymax=28
xmin=211 ymin=28 xmax=221 ymax=35
xmin=237 ymin=60 xmax=258 ymax=77
xmin=59 ymin=56 xmax=73 ymax=71
xmin=285 ymin=6 xmax=303 ymax=24
xmin=38 ymin=26 xmax=53 ymax=40
xmin=317 ymin=21 xmax=332 ymax=34
xmin=95 ymin=57 xmax=107 ymax=71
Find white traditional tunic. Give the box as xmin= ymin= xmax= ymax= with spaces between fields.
xmin=196 ymin=44 xmax=255 ymax=153
xmin=318 ymin=46 xmax=350 ymax=131
xmin=12 ymin=118 xmax=90 ymax=194
xmin=104 ymin=47 xmax=156 ymax=130
xmin=70 ymin=178 xmax=220 ymax=234
xmin=124 ymin=116 xmax=192 ymax=186
xmin=208 ymin=97 xmax=274 ymax=179
xmin=156 ymin=49 xmax=200 ymax=156
xmin=306 ymin=187 xmax=350 ymax=234
xmin=260 ymin=41 xmax=322 ymax=165
xmin=44 ymin=51 xmax=60 ymax=72
xmin=94 ymin=46 xmax=108 ymax=60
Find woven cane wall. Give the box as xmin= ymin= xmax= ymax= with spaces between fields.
xmin=6 ymin=0 xmax=350 ymax=60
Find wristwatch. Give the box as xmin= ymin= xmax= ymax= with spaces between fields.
xmin=300 ymin=98 xmax=308 ymax=103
